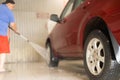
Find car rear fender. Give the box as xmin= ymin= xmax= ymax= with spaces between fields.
xmin=82 ymin=16 xmax=119 ymax=63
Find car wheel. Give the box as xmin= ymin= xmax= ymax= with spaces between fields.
xmin=46 ymin=42 xmax=59 ymax=67
xmin=84 ymin=30 xmax=120 ymax=80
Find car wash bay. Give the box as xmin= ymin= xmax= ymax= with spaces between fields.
xmin=0 ymin=0 xmax=113 ymax=80
xmin=0 ymin=0 xmax=88 ymax=80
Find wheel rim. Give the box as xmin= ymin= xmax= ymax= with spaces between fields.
xmin=46 ymin=45 xmax=51 ymax=64
xmin=86 ymin=38 xmax=105 ymax=75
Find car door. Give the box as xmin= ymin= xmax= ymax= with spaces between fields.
xmin=51 ymin=0 xmax=75 ymax=54
xmin=60 ymin=0 xmax=86 ymax=55
xmin=52 ymin=0 xmax=86 ymax=57
xmin=58 ymin=0 xmax=86 ymax=54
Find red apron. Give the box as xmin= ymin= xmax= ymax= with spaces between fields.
xmin=0 ymin=35 xmax=10 ymax=53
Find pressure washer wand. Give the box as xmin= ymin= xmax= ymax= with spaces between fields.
xmin=9 ymin=26 xmax=48 ymax=60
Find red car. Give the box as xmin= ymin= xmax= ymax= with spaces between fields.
xmin=45 ymin=0 xmax=120 ymax=80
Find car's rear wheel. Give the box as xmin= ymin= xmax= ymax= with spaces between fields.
xmin=84 ymin=30 xmax=120 ymax=80
xmin=46 ymin=42 xmax=59 ymax=67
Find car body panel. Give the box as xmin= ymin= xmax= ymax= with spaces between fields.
xmin=47 ymin=0 xmax=120 ymax=61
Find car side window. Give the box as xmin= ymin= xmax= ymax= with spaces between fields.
xmin=74 ymin=0 xmax=85 ymax=9
xmin=60 ymin=0 xmax=74 ymax=19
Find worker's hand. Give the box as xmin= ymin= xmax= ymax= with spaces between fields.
xmin=9 ymin=23 xmax=20 ymax=35
xmin=10 ymin=22 xmax=17 ymax=32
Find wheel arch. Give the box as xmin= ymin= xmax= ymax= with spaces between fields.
xmin=45 ymin=38 xmax=51 ymax=47
xmin=83 ymin=16 xmax=116 ymax=60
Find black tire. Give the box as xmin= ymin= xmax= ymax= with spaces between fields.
xmin=84 ymin=30 xmax=120 ymax=80
xmin=46 ymin=42 xmax=59 ymax=67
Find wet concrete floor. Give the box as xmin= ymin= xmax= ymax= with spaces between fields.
xmin=0 ymin=60 xmax=89 ymax=80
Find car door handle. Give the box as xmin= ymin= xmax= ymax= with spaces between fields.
xmin=82 ymin=1 xmax=91 ymax=9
